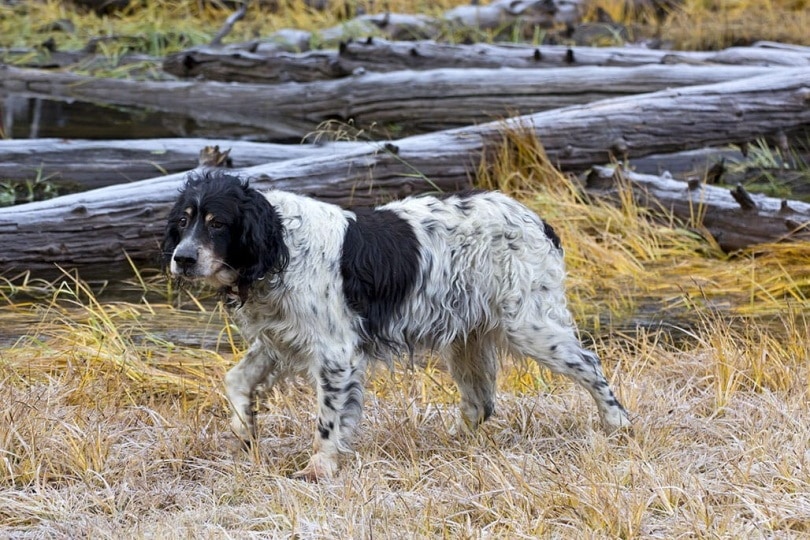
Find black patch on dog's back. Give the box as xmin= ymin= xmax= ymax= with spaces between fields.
xmin=543 ymin=220 xmax=562 ymax=251
xmin=341 ymin=208 xmax=420 ymax=344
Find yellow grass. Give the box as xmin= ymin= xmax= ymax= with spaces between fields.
xmin=2 ymin=129 xmax=809 ymax=537
xmin=663 ymin=0 xmax=810 ymax=49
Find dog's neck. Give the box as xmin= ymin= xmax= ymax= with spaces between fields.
xmin=218 ymin=284 xmax=243 ymax=307
xmin=220 ymin=273 xmax=285 ymax=308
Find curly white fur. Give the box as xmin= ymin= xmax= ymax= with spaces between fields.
xmin=217 ymin=190 xmax=631 ymax=480
xmin=163 ymin=172 xmax=631 ymax=481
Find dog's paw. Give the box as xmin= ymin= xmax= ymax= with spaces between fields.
xmin=224 ymin=429 xmax=255 ymax=453
xmin=448 ymin=414 xmax=479 ymax=438
xmin=602 ymin=408 xmax=634 ymax=438
xmin=292 ymin=452 xmax=338 ymax=482
xmin=230 ymin=413 xmax=256 ymax=442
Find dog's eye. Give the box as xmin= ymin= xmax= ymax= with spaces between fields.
xmin=178 ymin=216 xmax=188 ymax=228
xmin=208 ymin=219 xmax=225 ymax=230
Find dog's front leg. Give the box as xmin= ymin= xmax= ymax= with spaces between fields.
xmin=224 ymin=340 xmax=277 ymax=446
xmin=294 ymin=354 xmax=365 ymax=481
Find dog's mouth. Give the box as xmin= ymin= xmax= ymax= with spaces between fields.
xmin=169 ymin=254 xmax=203 ymax=280
xmin=208 ymin=266 xmax=239 ymax=288
xmin=171 ymin=265 xmax=237 ymax=287
xmin=172 ymin=267 xmax=197 ymax=279
xmin=169 ymin=263 xmax=207 ymax=281
xmin=169 ymin=244 xmax=237 ymax=286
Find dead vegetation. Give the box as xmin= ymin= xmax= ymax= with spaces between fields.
xmin=663 ymin=0 xmax=810 ymax=50
xmin=1 ymin=130 xmax=808 ymax=537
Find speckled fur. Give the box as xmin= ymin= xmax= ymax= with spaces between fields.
xmin=163 ymin=172 xmax=631 ymax=481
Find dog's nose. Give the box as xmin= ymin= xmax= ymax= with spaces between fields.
xmin=173 ymin=247 xmax=197 ymax=271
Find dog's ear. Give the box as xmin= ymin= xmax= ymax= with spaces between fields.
xmin=233 ymin=187 xmax=289 ymax=296
xmin=160 ymin=197 xmax=186 ymax=271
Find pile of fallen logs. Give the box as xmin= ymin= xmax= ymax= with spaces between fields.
xmin=0 ymin=3 xmax=809 ymax=276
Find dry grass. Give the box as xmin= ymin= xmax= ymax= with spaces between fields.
xmin=662 ymin=0 xmax=810 ymax=49
xmin=2 ymin=130 xmax=809 ymax=537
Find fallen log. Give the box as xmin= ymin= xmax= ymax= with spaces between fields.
xmin=753 ymin=41 xmax=810 ymax=54
xmin=0 ymin=64 xmax=783 ymax=140
xmin=443 ymin=0 xmax=583 ymax=30
xmin=0 ymin=68 xmax=808 ymax=275
xmin=629 ymin=146 xmax=810 ymax=197
xmin=294 ymin=1 xmax=583 ymax=49
xmin=10 ymin=38 xmax=809 ymax=81
xmin=163 ymin=38 xmax=810 ymax=84
xmin=629 ymin=147 xmax=746 ymax=178
xmin=587 ymin=166 xmax=810 ymax=251
xmin=0 ymin=138 xmax=363 ymax=190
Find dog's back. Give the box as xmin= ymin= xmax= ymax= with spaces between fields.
xmin=378 ymin=191 xmax=570 ymax=352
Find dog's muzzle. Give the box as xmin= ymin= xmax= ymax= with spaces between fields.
xmin=171 ymin=244 xmax=198 ymax=277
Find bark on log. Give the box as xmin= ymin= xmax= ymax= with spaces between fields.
xmin=588 ymin=166 xmax=810 ymax=251
xmin=629 ymin=147 xmax=746 ymax=178
xmin=0 ymin=68 xmax=808 ymax=275
xmin=752 ymin=41 xmax=810 ymax=53
xmin=629 ymin=147 xmax=810 ymax=197
xmin=443 ymin=0 xmax=583 ymax=29
xmin=308 ymin=1 xmax=583 ymax=47
xmin=8 ymin=39 xmax=809 ymax=78
xmin=0 ymin=64 xmax=784 ymax=141
xmin=163 ymin=39 xmax=810 ymax=84
xmin=0 ymin=138 xmax=363 ymax=190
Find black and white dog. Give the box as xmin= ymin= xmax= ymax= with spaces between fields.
xmin=162 ymin=170 xmax=631 ymax=480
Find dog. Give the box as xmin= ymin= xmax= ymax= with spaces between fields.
xmin=162 ymin=170 xmax=631 ymax=480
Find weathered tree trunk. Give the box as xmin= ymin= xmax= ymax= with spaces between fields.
xmin=628 ymin=146 xmax=810 ymax=198
xmin=588 ymin=166 xmax=810 ymax=251
xmin=0 ymin=138 xmax=363 ymax=189
xmin=11 ymin=36 xmax=810 ymax=77
xmin=0 ymin=68 xmax=808 ymax=275
xmin=163 ymin=38 xmax=810 ymax=84
xmin=443 ymin=0 xmax=583 ymax=30
xmin=0 ymin=64 xmax=786 ymax=140
xmin=312 ymin=1 xmax=584 ymax=46
xmin=629 ymin=147 xmax=746 ymax=178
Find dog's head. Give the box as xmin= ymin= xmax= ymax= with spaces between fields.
xmin=161 ymin=170 xmax=289 ymax=300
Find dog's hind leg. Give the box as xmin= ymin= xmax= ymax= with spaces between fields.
xmin=224 ymin=340 xmax=278 ymax=445
xmin=445 ymin=332 xmax=499 ymax=433
xmin=507 ymin=318 xmax=631 ymax=432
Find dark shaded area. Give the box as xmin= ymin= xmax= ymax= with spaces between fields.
xmin=2 ymin=95 xmax=274 ymax=141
